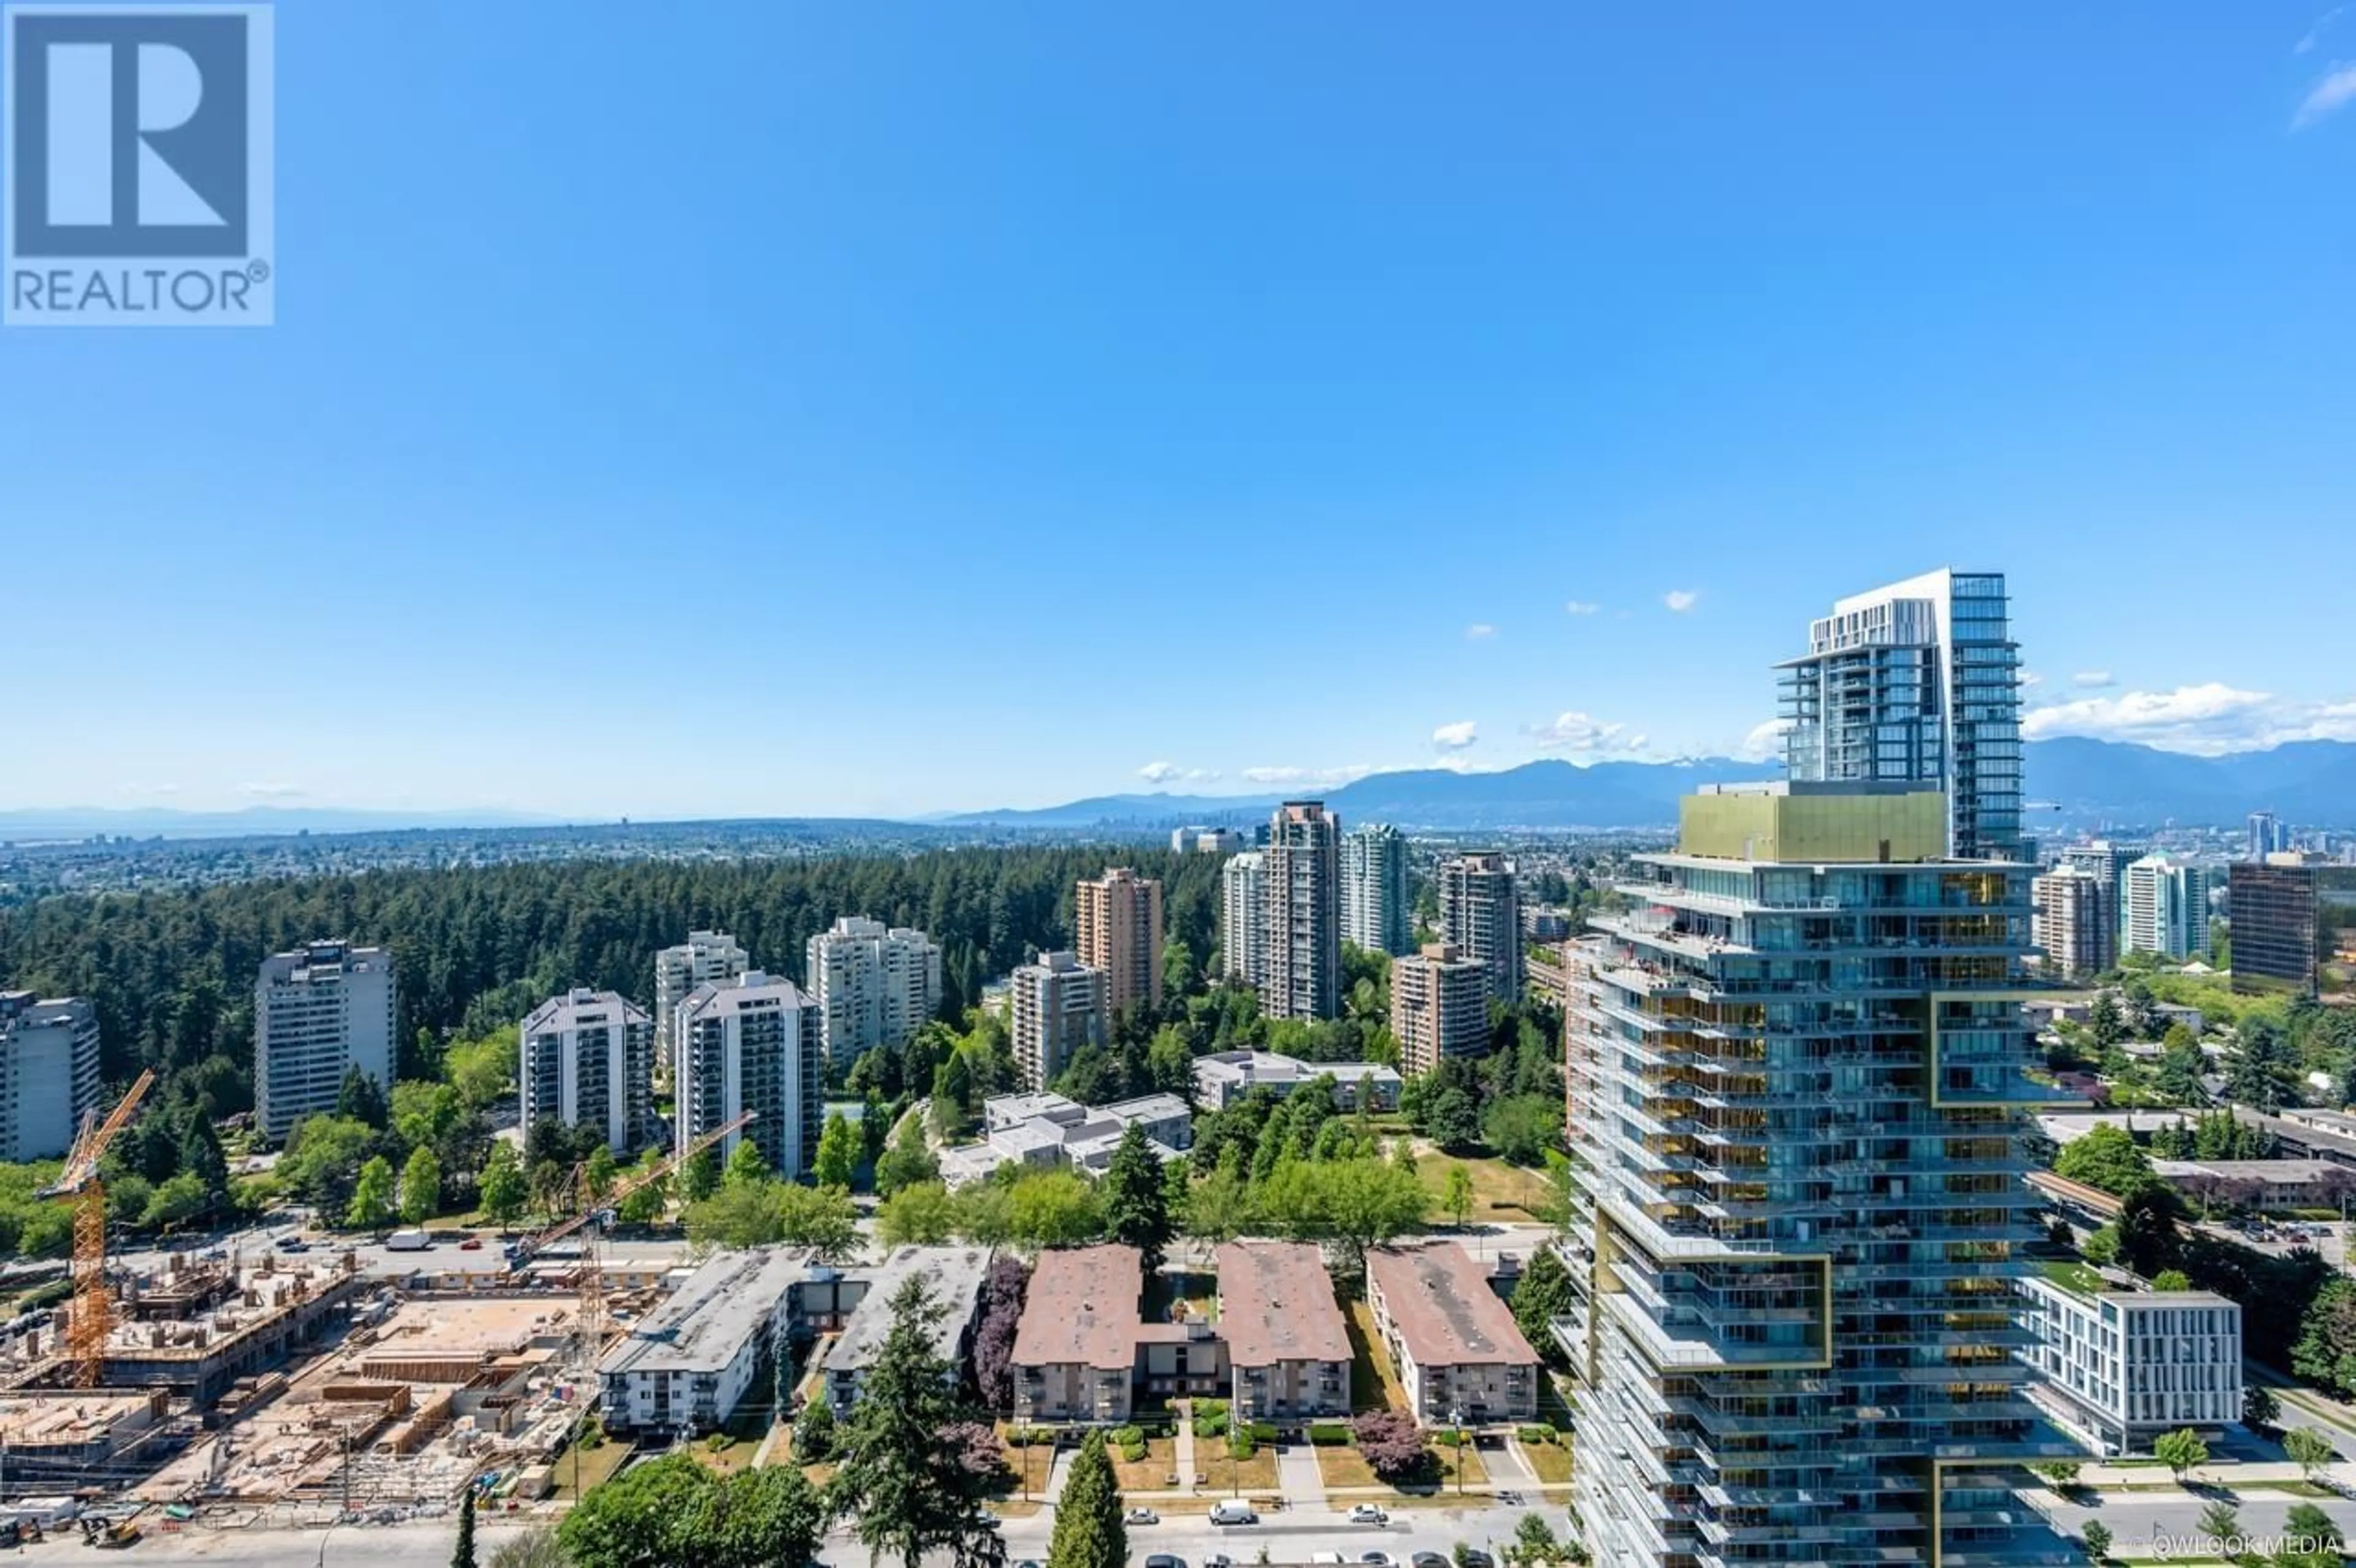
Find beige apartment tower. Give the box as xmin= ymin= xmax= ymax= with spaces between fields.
xmin=1390 ymin=942 xmax=1490 ymax=1075
xmin=1009 ymin=950 xmax=1107 ymax=1090
xmin=2033 ymin=865 xmax=2115 ymax=979
xmin=1076 ymin=867 xmax=1165 ymax=1016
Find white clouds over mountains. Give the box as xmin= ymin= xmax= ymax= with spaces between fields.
xmin=2024 ymin=682 xmax=2356 ymax=755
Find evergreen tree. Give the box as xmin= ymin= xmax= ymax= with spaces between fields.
xmin=830 ymin=1277 xmax=1003 ymax=1568
xmin=1511 ymin=1245 xmax=1576 ymax=1366
xmin=1101 ymin=1124 xmax=1174 ymax=1274
xmin=1046 ymin=1431 xmax=1126 ymax=1568
xmin=452 ymin=1486 xmax=477 ymax=1568
xmin=336 ymin=1065 xmax=390 ymax=1130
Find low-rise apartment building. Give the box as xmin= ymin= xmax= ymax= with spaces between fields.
xmin=1364 ymin=1242 xmax=1539 ymax=1426
xmin=1011 ymin=1245 xmax=1150 ymax=1424
xmin=599 ymin=1247 xmax=813 ymax=1435
xmin=1217 ymin=1240 xmax=1349 ymax=1422
xmin=822 ymin=1245 xmax=992 ymax=1416
xmin=1191 ymin=1050 xmax=1401 ymax=1113
xmin=937 ymin=1091 xmax=1192 ymax=1189
xmin=1009 ymin=1244 xmax=1225 ymax=1423
xmin=2020 ymin=1272 xmax=2241 ymax=1456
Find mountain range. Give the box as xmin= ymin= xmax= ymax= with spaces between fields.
xmin=11 ymin=738 xmax=2353 ymax=842
xmin=943 ymin=738 xmax=2356 ymax=832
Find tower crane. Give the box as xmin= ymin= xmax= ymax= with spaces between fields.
xmin=509 ymin=1110 xmax=756 ymax=1393
xmin=39 ymin=1070 xmax=156 ymax=1388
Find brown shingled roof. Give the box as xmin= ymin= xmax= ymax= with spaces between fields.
xmin=1366 ymin=1242 xmax=1538 ymax=1367
xmin=1010 ymin=1245 xmax=1143 ymax=1370
xmin=1217 ymin=1240 xmax=1348 ymax=1367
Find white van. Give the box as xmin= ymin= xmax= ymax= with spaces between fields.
xmin=1209 ymin=1502 xmax=1258 ymax=1526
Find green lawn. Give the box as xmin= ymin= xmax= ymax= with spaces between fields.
xmin=1523 ymin=1439 xmax=1574 ymax=1485
xmin=1417 ymin=1151 xmax=1557 ymax=1224
xmin=2039 ymin=1259 xmax=2107 ymax=1297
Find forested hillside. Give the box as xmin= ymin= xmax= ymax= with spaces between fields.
xmin=0 ymin=846 xmax=1224 ymax=1115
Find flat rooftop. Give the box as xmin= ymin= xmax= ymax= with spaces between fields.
xmin=1367 ymin=1242 xmax=1538 ymax=1369
xmin=601 ymin=1247 xmax=813 ymax=1378
xmin=1216 ymin=1241 xmax=1347 ymax=1367
xmin=1010 ymin=1245 xmax=1141 ymax=1370
xmin=826 ymin=1245 xmax=993 ymax=1374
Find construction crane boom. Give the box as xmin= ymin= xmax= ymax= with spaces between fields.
xmin=509 ymin=1109 xmax=756 ymax=1269
xmin=39 ymin=1070 xmax=156 ymax=1389
xmin=510 ymin=1109 xmax=758 ymax=1449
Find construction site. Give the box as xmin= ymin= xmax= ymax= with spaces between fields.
xmin=0 ymin=1100 xmax=760 ymax=1533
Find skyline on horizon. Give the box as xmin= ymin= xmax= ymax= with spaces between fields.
xmin=4 ymin=4 xmax=2351 ymax=820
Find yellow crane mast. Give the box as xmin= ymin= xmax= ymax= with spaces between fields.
xmin=39 ymin=1070 xmax=156 ymax=1388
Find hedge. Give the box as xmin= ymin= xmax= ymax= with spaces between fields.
xmin=1248 ymin=1421 xmax=1278 ymax=1442
xmin=1307 ymin=1424 xmax=1352 ymax=1446
xmin=1517 ymin=1425 xmax=1557 ymax=1445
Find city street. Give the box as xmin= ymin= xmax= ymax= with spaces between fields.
xmin=121 ymin=1500 xmax=1543 ymax=1567
xmin=2034 ymin=1488 xmax=2349 ymax=1552
xmin=995 ymin=1498 xmax=1544 ymax=1565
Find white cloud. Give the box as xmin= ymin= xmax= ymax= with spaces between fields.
xmin=1465 ymin=623 xmax=1498 ymax=641
xmin=238 ymin=783 xmax=305 ymax=799
xmin=1663 ymin=590 xmax=1700 ymax=613
xmin=2020 ymin=670 xmax=2046 ymax=689
xmin=2297 ymin=6 xmax=2344 ymax=53
xmin=1431 ymin=720 xmax=1479 ymax=751
xmin=1737 ymin=718 xmax=1790 ymax=762
xmin=2295 ymin=61 xmax=2356 ymax=127
xmin=1563 ymin=600 xmax=1600 ymax=616
xmin=2071 ymin=671 xmax=2115 ymax=689
xmin=1526 ymin=710 xmax=1652 ymax=758
xmin=1242 ymin=763 xmax=1377 ymax=788
xmin=2023 ymin=682 xmax=2356 ymax=754
xmin=1137 ymin=761 xmax=1218 ymax=786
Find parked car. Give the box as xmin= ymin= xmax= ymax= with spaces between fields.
xmin=1412 ymin=1555 xmax=1451 ymax=1568
xmin=1125 ymin=1508 xmax=1160 ymax=1526
xmin=1347 ymin=1505 xmax=1389 ymax=1526
xmin=1205 ymin=1556 xmax=1234 ymax=1568
xmin=459 ymin=1236 xmax=484 ymax=1250
xmin=1209 ymin=1501 xmax=1258 ymax=1526
xmin=1144 ymin=1556 xmax=1183 ymax=1568
xmin=1459 ymin=1551 xmax=1496 ymax=1568
xmin=1360 ymin=1553 xmax=1395 ymax=1567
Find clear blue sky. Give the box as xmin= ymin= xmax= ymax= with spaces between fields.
xmin=4 ymin=2 xmax=2353 ymax=819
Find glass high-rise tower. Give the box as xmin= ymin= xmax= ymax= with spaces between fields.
xmin=1777 ymin=569 xmax=2023 ymax=861
xmin=1560 ymin=782 xmax=2073 ymax=1568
